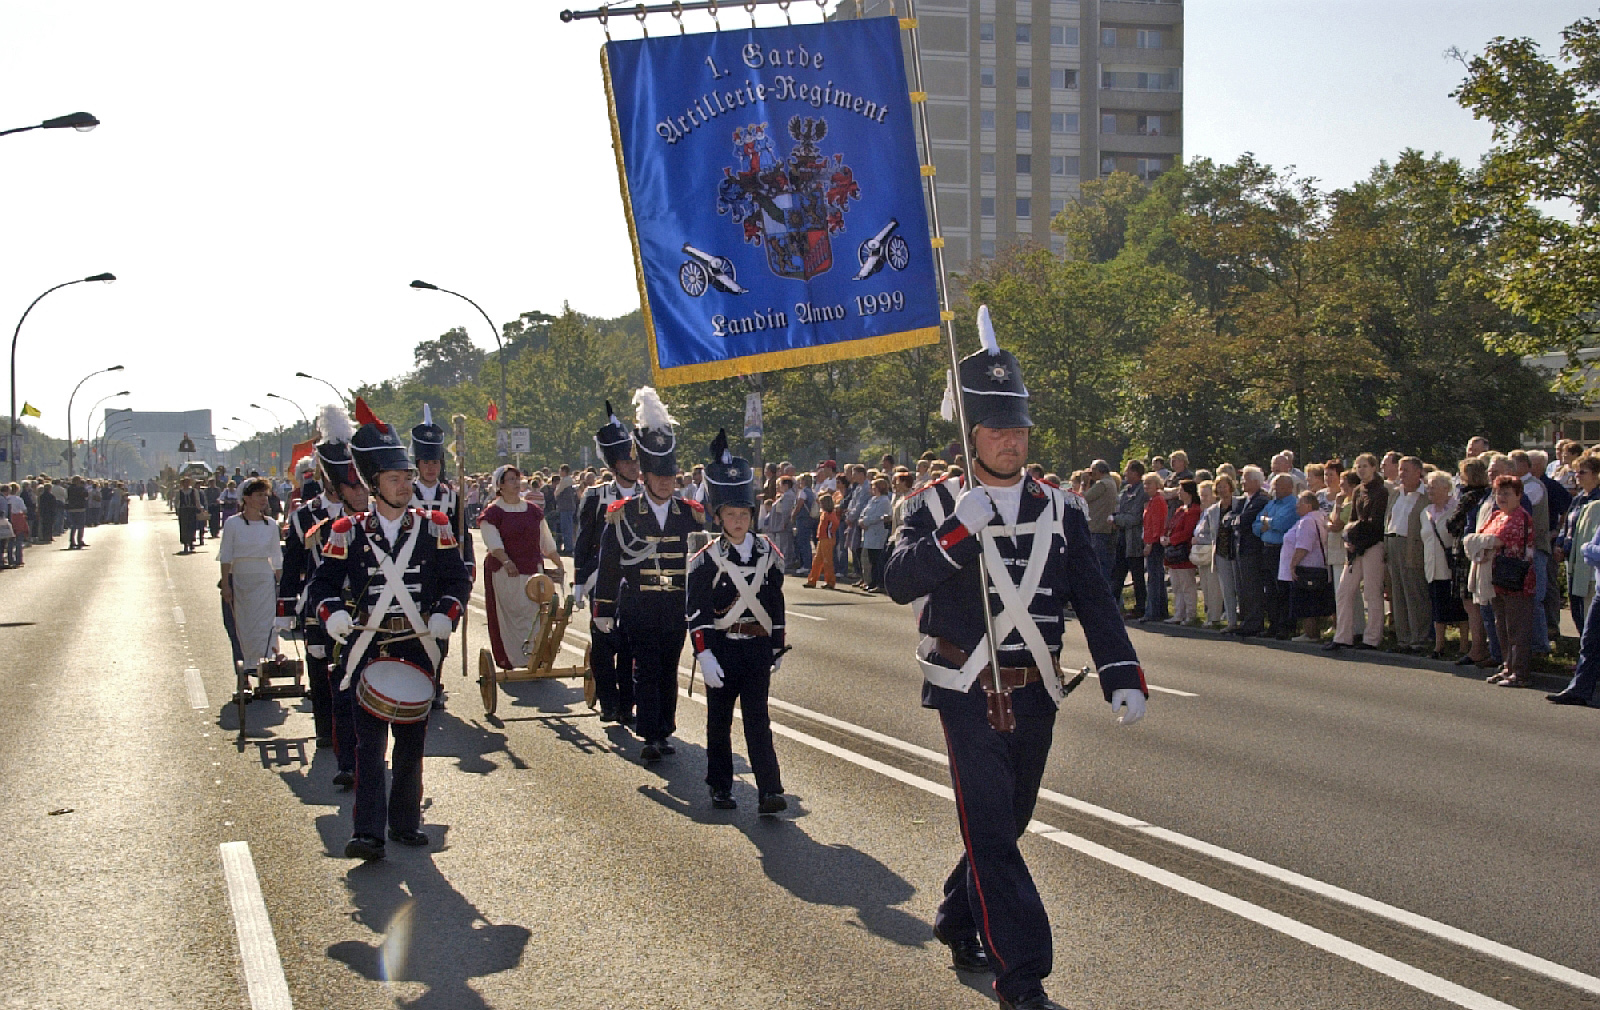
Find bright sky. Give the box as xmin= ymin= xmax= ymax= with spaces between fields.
xmin=1 ymin=1 xmax=1589 ymax=452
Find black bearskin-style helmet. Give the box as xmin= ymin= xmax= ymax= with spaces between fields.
xmin=350 ymin=420 xmax=414 ymax=491
xmin=595 ymin=399 xmax=636 ymax=468
xmin=704 ymin=429 xmax=755 ymax=514
xmin=410 ymin=403 xmax=446 ymax=463
xmin=314 ymin=404 xmax=360 ymax=489
xmin=956 ymin=305 xmax=1033 ymax=431
xmin=630 ymin=386 xmax=679 ymax=478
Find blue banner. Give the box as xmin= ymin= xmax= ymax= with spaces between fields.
xmin=603 ymin=17 xmax=941 ymax=385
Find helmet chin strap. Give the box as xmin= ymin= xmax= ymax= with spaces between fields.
xmin=975 ymin=456 xmax=1022 ymax=483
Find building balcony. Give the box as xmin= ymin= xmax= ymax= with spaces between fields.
xmin=1099 ymin=0 xmax=1184 ymax=25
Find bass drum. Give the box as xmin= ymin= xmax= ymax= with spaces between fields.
xmin=356 ymin=658 xmax=435 ymax=724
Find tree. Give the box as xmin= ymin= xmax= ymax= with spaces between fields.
xmin=1054 ymin=170 xmax=1149 ymax=263
xmin=1452 ymin=17 xmax=1600 ymax=362
xmin=411 ymin=327 xmax=485 ymax=388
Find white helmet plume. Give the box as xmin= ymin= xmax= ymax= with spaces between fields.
xmin=318 ymin=404 xmax=354 ymax=444
xmin=631 ymin=386 xmax=678 ymax=431
xmin=977 ymin=304 xmax=1000 ymax=355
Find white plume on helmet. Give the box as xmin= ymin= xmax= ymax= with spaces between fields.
xmin=318 ymin=403 xmax=354 ymax=444
xmin=631 ymin=386 xmax=678 ymax=431
xmin=977 ymin=304 xmax=1000 ymax=355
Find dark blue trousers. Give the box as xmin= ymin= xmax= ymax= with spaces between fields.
xmin=933 ymin=681 xmax=1057 ymax=1003
xmin=309 ymin=626 xmax=358 ymax=772
xmin=352 ymin=702 xmax=428 ymax=840
xmin=628 ymin=627 xmax=685 ymax=744
xmin=590 ymin=623 xmax=635 ymax=719
xmin=704 ymin=638 xmax=781 ymax=795
xmin=1559 ymin=593 xmax=1600 ymax=703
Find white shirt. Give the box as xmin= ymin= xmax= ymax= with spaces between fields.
xmin=479 ymin=499 xmax=559 ymax=557
xmin=217 ymin=514 xmax=282 ymax=572
xmin=416 ymin=481 xmax=441 ymax=502
xmin=982 ymin=480 xmax=1024 ymax=526
xmin=647 ymin=495 xmax=672 ymax=529
xmin=1522 ymin=473 xmax=1545 ymax=507
xmin=727 ymin=533 xmax=755 ymax=562
xmin=1387 ymin=487 xmax=1423 ymax=535
xmin=377 ymin=511 xmax=405 ymax=547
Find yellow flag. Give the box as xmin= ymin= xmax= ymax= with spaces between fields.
xmin=20 ymin=402 xmax=41 ymax=418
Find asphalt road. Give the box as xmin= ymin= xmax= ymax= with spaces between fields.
xmin=2 ymin=500 xmax=1596 ymax=1010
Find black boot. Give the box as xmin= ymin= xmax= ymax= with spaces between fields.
xmin=932 ymin=925 xmax=991 ymax=973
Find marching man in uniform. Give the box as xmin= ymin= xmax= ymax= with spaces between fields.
xmin=687 ymin=430 xmax=788 ymax=814
xmin=593 ymin=387 xmax=705 ymax=762
xmin=410 ymin=403 xmax=475 ymax=702
xmin=574 ymin=401 xmax=642 ymax=725
xmin=308 ymin=414 xmax=471 ymax=861
xmin=277 ymin=406 xmax=368 ymax=786
xmin=883 ymin=308 xmax=1148 ymax=1010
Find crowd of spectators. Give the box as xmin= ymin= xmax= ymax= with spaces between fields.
xmin=0 ymin=475 xmax=136 ymax=570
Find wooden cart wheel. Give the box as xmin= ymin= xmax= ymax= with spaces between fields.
xmin=582 ymin=643 xmax=596 ymax=709
xmin=478 ymin=648 xmax=498 ymax=716
xmin=234 ymin=660 xmax=248 ymax=740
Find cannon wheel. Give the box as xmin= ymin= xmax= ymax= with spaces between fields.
xmin=234 ymin=660 xmax=249 ymax=741
xmin=886 ymin=234 xmax=911 ymax=271
xmin=478 ymin=648 xmax=498 ymax=716
xmin=857 ymin=238 xmax=879 ymax=268
xmin=583 ymin=643 xmax=596 ymax=709
xmin=679 ymin=260 xmax=709 ymax=297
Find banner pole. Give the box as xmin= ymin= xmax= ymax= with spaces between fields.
xmin=899 ymin=0 xmax=1010 ymax=726
xmin=454 ymin=413 xmax=470 ymax=681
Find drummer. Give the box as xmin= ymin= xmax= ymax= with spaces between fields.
xmin=307 ymin=413 xmax=471 ymax=861
xmin=478 ymin=464 xmax=564 ymax=671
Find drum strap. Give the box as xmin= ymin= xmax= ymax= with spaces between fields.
xmin=340 ymin=526 xmax=433 ymax=688
xmin=709 ymin=539 xmax=773 ymax=633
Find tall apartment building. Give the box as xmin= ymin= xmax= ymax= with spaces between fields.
xmin=838 ymin=0 xmax=1183 ymax=271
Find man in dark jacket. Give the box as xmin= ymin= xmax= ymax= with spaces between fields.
xmin=1108 ymin=460 xmax=1148 ymax=616
xmin=1227 ymin=467 xmax=1272 ymax=637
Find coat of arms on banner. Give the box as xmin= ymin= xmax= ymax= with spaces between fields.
xmin=714 ymin=115 xmax=861 ymax=284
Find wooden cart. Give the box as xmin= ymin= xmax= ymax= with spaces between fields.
xmin=477 ymin=574 xmax=594 ymax=716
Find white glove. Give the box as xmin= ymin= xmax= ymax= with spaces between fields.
xmin=771 ymin=654 xmax=784 ymax=675
xmin=953 ymin=486 xmax=996 ymax=535
xmin=592 ymin=616 xmax=614 ymax=634
xmin=571 ymin=583 xmax=586 ymax=608
xmin=324 ymin=610 xmax=353 ymax=643
xmin=1111 ymin=688 xmax=1146 ymax=726
xmin=697 ymin=650 xmax=724 ymax=689
xmin=273 ymin=616 xmax=295 ymax=631
xmin=428 ymin=613 xmax=454 ymax=640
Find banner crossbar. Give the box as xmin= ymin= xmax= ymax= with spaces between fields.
xmin=561 ymin=0 xmax=808 ymax=23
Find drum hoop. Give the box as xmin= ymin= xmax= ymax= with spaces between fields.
xmin=358 ymin=658 xmax=434 ymax=723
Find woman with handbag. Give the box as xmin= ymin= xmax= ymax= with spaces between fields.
xmin=1326 ymin=454 xmax=1388 ymax=652
xmin=1193 ymin=480 xmax=1224 ymax=627
xmin=1447 ymin=458 xmax=1495 ymax=668
xmin=1420 ymin=471 xmax=1469 ymax=660
xmin=1211 ymin=474 xmax=1240 ymax=630
xmin=1286 ymin=492 xmax=1334 ymax=642
xmin=1481 ymin=474 xmax=1538 ymax=687
xmin=1162 ymin=479 xmax=1202 ymax=624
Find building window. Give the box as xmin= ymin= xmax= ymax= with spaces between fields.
xmin=1050 ymin=112 xmax=1079 ymax=134
xmin=1136 ymin=29 xmax=1163 ymax=49
xmin=1016 ymin=22 xmax=1031 ymax=44
xmin=1101 ymin=154 xmax=1117 ymax=174
xmin=1136 ymin=157 xmax=1167 ymax=181
xmin=981 ymin=239 xmax=996 ymax=258
xmin=1017 ymin=197 xmax=1032 ymax=218
xmin=1016 ymin=153 xmax=1032 ymax=174
xmin=1050 ymin=25 xmax=1079 ymax=46
xmin=979 ymin=20 xmax=995 ymax=42
xmin=1016 ymin=110 xmax=1032 ymax=131
xmin=981 ymin=196 xmax=996 ymax=218
xmin=1051 ymin=68 xmax=1078 ymax=90
xmin=1017 ymin=67 xmax=1031 ymax=88
xmin=981 ymin=152 xmax=995 ymax=174
xmin=981 ymin=65 xmax=995 ymax=88
xmin=1101 ymin=27 xmax=1118 ymax=47
xmin=1050 ymin=198 xmax=1066 ymax=216
xmin=1101 ymin=68 xmax=1181 ymax=91
xmin=1101 ymin=113 xmax=1118 ymax=134
xmin=1138 ymin=114 xmax=1164 ymax=136
xmin=1050 ymin=155 xmax=1080 ymax=176
xmin=1052 ymin=235 xmax=1067 ymax=254
xmin=981 ymin=108 xmax=996 ymax=130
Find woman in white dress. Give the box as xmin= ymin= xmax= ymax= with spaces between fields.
xmin=479 ymin=465 xmax=565 ymax=670
xmin=219 ymin=478 xmax=283 ymax=683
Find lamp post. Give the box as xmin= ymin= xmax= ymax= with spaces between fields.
xmin=266 ymin=392 xmax=309 ymax=441
xmin=83 ymin=394 xmax=130 ymax=473
xmin=294 ymin=371 xmax=349 ymax=411
xmin=0 ymin=111 xmax=100 ymax=138
xmin=99 ymin=415 xmax=133 ymax=477
xmin=249 ymin=402 xmax=284 ymax=476
xmin=410 ymin=279 xmax=507 ymax=455
xmin=9 ymin=272 xmax=116 ymax=481
xmin=66 ymin=365 xmax=124 ymax=477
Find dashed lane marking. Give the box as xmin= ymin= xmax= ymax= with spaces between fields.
xmin=172 ymin=606 xmax=186 ymax=626
xmin=787 ymin=609 xmax=827 ymax=621
xmin=184 ymin=669 xmax=209 ymax=709
xmin=219 ymin=841 xmax=293 ymax=1010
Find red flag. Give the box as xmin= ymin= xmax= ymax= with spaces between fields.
xmin=487 ymin=401 xmax=499 ymax=423
xmin=353 ymin=396 xmax=381 ymax=427
xmin=289 ymin=438 xmax=315 ymax=473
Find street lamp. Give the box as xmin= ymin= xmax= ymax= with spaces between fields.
xmin=0 ymin=112 xmax=100 ymax=138
xmin=294 ymin=371 xmax=349 ymax=410
xmin=250 ymin=402 xmax=284 ymax=476
xmin=99 ymin=414 xmax=134 ymax=476
xmin=266 ymin=392 xmax=309 ymax=442
xmin=410 ymin=279 xmax=507 ymax=454
xmin=9 ymin=272 xmax=115 ymax=480
xmin=66 ymin=364 xmax=123 ymax=476
xmin=83 ymin=392 xmax=130 ymax=465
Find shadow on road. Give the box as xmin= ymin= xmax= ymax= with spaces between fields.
xmin=424 ymin=704 xmax=531 ymax=775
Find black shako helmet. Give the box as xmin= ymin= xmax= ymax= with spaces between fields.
xmin=594 ymin=399 xmax=636 ymax=468
xmin=957 ymin=304 xmax=1033 ymax=430
xmin=410 ymin=403 xmax=446 ymax=463
xmin=314 ymin=404 xmax=360 ymax=489
xmin=631 ymin=386 xmax=679 ymax=477
xmin=350 ymin=420 xmax=414 ymax=491
xmin=704 ymin=429 xmax=755 ymax=514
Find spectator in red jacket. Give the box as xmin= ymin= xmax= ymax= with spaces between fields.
xmin=1141 ymin=472 xmax=1170 ymax=623
xmin=1163 ymin=479 xmax=1202 ymax=624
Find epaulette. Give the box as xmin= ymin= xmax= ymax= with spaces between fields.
xmin=325 ymin=515 xmax=354 ymax=559
xmin=689 ymin=541 xmax=715 ymax=570
xmin=606 ymin=499 xmax=628 ymax=521
xmin=684 ymin=498 xmax=705 ymax=512
xmin=428 ymin=508 xmax=458 ymax=548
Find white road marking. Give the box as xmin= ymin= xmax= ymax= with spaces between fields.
xmin=1080 ymin=669 xmax=1197 ymax=698
xmin=664 ymin=668 xmax=1595 ymax=1001
xmin=787 ymin=609 xmax=827 ymax=621
xmin=184 ymin=669 xmax=209 ymax=709
xmin=218 ymin=841 xmax=294 ymax=1010
xmin=172 ymin=606 xmax=186 ymax=626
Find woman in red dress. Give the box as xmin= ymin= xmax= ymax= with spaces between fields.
xmin=478 ymin=465 xmax=563 ymax=670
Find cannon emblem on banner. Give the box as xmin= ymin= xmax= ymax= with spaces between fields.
xmin=853 ymin=218 xmax=911 ymax=280
xmin=679 ymin=243 xmax=748 ymax=297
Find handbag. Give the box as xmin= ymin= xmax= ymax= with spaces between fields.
xmin=1189 ymin=544 xmax=1215 ymax=567
xmin=0 ymin=504 xmax=12 ymax=539
xmin=1491 ymin=554 xmax=1531 ymax=592
xmin=1163 ymin=542 xmax=1190 ymax=564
